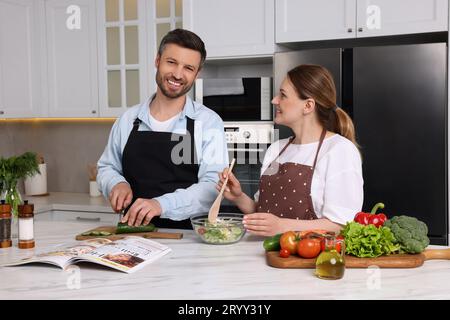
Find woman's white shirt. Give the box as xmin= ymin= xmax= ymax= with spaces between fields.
xmin=255 ymin=134 xmax=364 ymax=225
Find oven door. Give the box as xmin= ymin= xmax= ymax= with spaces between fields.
xmin=220 ymin=145 xmax=267 ymax=213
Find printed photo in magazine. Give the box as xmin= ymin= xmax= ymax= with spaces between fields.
xmin=0 ymin=237 xmax=171 ymax=274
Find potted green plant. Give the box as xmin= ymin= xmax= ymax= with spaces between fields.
xmin=0 ymin=152 xmax=40 ymax=237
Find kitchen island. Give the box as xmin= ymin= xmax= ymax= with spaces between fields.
xmin=0 ymin=219 xmax=449 ymax=300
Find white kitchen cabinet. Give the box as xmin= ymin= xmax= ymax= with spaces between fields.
xmin=183 ymin=0 xmax=274 ymax=58
xmin=45 ymin=0 xmax=99 ymax=117
xmin=276 ymin=0 xmax=357 ymax=43
xmin=97 ymin=0 xmax=150 ymax=117
xmin=0 ymin=0 xmax=182 ymax=119
xmin=356 ymin=0 xmax=448 ymax=38
xmin=36 ymin=210 xmax=119 ymax=224
xmin=276 ymin=0 xmax=448 ymax=43
xmin=0 ymin=0 xmax=99 ymax=119
xmin=0 ymin=0 xmax=45 ymax=118
xmin=98 ymin=0 xmax=186 ymax=117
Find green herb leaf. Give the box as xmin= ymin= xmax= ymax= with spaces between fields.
xmin=0 ymin=152 xmax=40 ymax=216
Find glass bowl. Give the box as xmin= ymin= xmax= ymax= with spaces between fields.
xmin=190 ymin=213 xmax=246 ymax=245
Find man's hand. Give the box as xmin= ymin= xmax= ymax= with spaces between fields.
xmin=121 ymin=198 xmax=162 ymax=226
xmin=109 ymin=182 xmax=133 ymax=213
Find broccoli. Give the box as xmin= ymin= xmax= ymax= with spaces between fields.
xmin=384 ymin=215 xmax=430 ymax=254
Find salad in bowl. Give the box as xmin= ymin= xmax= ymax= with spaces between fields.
xmin=190 ymin=213 xmax=246 ymax=244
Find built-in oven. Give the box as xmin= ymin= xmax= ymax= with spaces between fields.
xmin=220 ymin=122 xmax=275 ymax=213
xmin=193 ymin=77 xmax=275 ymax=212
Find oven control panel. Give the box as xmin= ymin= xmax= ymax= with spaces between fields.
xmin=224 ymin=122 xmax=274 ymax=145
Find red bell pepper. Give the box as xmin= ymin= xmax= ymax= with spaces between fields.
xmin=353 ymin=202 xmax=387 ymax=227
xmin=368 ymin=203 xmax=387 ymax=227
xmin=354 ymin=211 xmax=370 ymax=225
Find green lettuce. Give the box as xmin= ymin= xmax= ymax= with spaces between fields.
xmin=341 ymin=222 xmax=400 ymax=258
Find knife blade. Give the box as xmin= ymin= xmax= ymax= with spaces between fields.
xmin=119 ymin=209 xmax=125 ymax=223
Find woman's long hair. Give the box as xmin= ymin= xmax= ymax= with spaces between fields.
xmin=287 ymin=64 xmax=358 ymax=147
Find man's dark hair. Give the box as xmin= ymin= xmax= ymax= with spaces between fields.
xmin=158 ymin=28 xmax=207 ymax=69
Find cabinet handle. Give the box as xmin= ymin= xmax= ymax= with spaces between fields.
xmin=92 ymin=110 xmax=97 ymax=114
xmin=76 ymin=216 xmax=101 ymax=222
xmin=358 ymin=27 xmax=363 ymax=32
xmin=347 ymin=28 xmax=353 ymax=33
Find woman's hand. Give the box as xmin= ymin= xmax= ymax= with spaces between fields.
xmin=217 ymin=168 xmax=243 ymax=203
xmin=243 ymin=212 xmax=287 ymax=237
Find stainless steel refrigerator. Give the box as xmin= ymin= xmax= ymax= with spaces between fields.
xmin=274 ymin=42 xmax=448 ymax=245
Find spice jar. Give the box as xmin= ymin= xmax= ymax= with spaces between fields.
xmin=0 ymin=200 xmax=12 ymax=248
xmin=18 ymin=200 xmax=35 ymax=249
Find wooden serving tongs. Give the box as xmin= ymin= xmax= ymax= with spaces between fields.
xmin=208 ymin=158 xmax=236 ymax=224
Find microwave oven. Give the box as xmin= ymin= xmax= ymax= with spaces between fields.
xmin=194 ymin=77 xmax=272 ymax=121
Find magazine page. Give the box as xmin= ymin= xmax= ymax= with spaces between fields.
xmin=0 ymin=238 xmax=112 ymax=270
xmin=74 ymin=236 xmax=171 ymax=273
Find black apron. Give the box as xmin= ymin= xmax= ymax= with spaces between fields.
xmin=121 ymin=113 xmax=199 ymax=229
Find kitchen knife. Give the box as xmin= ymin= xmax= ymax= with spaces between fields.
xmin=119 ymin=209 xmax=125 ymax=223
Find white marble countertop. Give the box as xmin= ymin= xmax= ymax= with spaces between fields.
xmin=0 ymin=219 xmax=450 ymax=300
xmin=22 ymin=192 xmax=113 ymax=214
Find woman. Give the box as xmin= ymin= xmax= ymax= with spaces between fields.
xmin=217 ymin=64 xmax=363 ymax=236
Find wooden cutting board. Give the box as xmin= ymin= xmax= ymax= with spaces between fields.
xmin=266 ymin=248 xmax=450 ymax=268
xmin=75 ymin=226 xmax=183 ymax=241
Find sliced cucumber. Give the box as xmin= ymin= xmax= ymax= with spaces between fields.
xmin=81 ymin=230 xmax=112 ymax=237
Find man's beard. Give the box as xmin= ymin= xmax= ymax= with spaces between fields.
xmin=155 ymin=70 xmax=194 ymax=99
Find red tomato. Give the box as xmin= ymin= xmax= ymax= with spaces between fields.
xmin=321 ymin=235 xmax=345 ymax=253
xmin=297 ymin=238 xmax=321 ymax=259
xmin=335 ymin=235 xmax=344 ymax=253
xmin=279 ymin=248 xmax=290 ymax=258
xmin=320 ymin=238 xmax=326 ymax=252
xmin=280 ymin=231 xmax=300 ymax=255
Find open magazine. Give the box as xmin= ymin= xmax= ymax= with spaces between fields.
xmin=1 ymin=237 xmax=171 ymax=274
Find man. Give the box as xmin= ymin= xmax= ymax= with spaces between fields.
xmin=97 ymin=29 xmax=229 ymax=229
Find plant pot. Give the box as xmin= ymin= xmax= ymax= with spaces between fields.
xmin=24 ymin=163 xmax=47 ymax=196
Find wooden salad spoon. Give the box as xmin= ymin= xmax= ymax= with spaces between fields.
xmin=208 ymin=158 xmax=236 ymax=224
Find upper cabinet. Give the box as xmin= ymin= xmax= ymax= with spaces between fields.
xmin=276 ymin=0 xmax=357 ymax=42
xmin=276 ymin=0 xmax=448 ymax=43
xmin=97 ymin=0 xmax=182 ymax=117
xmin=183 ymin=0 xmax=274 ymax=58
xmin=46 ymin=0 xmax=99 ymax=117
xmin=97 ymin=0 xmax=150 ymax=117
xmin=0 ymin=0 xmax=44 ymax=118
xmin=356 ymin=0 xmax=448 ymax=38
xmin=0 ymin=0 xmax=182 ymax=119
xmin=1 ymin=0 xmax=448 ymax=119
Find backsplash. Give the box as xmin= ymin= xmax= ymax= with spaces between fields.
xmin=0 ymin=120 xmax=114 ymax=194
